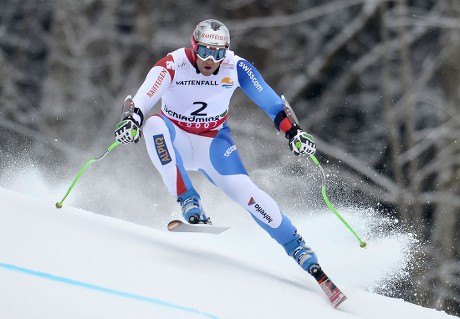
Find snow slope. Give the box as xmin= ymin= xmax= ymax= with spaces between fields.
xmin=0 ymin=186 xmax=455 ymax=319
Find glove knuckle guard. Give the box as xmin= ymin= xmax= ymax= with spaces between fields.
xmin=115 ymin=96 xmax=145 ymax=145
xmin=115 ymin=118 xmax=141 ymax=144
xmin=288 ymin=129 xmax=316 ymax=155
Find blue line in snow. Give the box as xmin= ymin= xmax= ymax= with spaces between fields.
xmin=0 ymin=262 xmax=220 ymax=319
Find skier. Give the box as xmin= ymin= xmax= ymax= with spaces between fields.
xmin=115 ymin=19 xmax=320 ymax=277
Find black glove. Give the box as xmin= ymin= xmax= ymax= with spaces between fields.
xmin=286 ymin=126 xmax=316 ymax=156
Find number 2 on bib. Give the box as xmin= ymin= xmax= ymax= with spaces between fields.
xmin=191 ymin=102 xmax=207 ymax=116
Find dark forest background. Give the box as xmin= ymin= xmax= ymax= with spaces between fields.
xmin=0 ymin=0 xmax=459 ymax=315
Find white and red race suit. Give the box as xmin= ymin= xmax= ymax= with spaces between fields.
xmin=131 ymin=47 xmax=299 ymax=248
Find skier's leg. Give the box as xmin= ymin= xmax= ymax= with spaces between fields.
xmin=200 ymin=126 xmax=318 ymax=271
xmin=143 ymin=114 xmax=191 ymax=196
xmin=142 ymin=115 xmax=207 ymax=223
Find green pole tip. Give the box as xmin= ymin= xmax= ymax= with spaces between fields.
xmin=55 ymin=202 xmax=63 ymax=209
xmin=360 ymin=242 xmax=367 ymax=248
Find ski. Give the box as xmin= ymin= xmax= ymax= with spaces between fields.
xmin=309 ymin=265 xmax=347 ymax=308
xmin=167 ymin=220 xmax=230 ymax=234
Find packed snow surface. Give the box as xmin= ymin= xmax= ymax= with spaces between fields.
xmin=0 ymin=185 xmax=455 ymax=319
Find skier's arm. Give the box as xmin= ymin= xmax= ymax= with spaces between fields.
xmin=131 ymin=54 xmax=174 ymax=117
xmin=236 ymin=59 xmax=283 ymax=121
xmin=237 ymin=59 xmax=316 ymax=155
xmin=115 ymin=55 xmax=174 ymax=144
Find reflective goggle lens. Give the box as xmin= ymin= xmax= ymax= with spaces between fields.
xmin=196 ymin=45 xmax=227 ymax=62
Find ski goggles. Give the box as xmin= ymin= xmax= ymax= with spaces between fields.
xmin=195 ymin=44 xmax=227 ymax=62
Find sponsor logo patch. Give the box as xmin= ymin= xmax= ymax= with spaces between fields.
xmin=247 ymin=197 xmax=273 ymax=223
xmin=224 ymin=145 xmax=237 ymax=157
xmin=163 ymin=105 xmax=225 ymax=124
xmin=238 ymin=61 xmax=263 ymax=92
xmin=153 ymin=134 xmax=171 ymax=165
xmin=147 ymin=69 xmax=168 ymax=97
xmin=221 ymin=77 xmax=234 ymax=89
xmin=175 ymin=80 xmax=219 ymax=86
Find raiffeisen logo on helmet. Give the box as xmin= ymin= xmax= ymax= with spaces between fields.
xmin=201 ymin=33 xmax=228 ymax=42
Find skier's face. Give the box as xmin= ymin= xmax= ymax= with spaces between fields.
xmin=196 ymin=57 xmax=220 ymax=76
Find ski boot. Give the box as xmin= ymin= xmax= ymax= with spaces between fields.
xmin=283 ymin=230 xmax=318 ymax=271
xmin=177 ymin=188 xmax=211 ymax=225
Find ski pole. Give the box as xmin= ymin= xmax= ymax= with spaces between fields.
xmin=281 ymin=95 xmax=366 ymax=247
xmin=56 ymin=96 xmax=139 ymax=209
xmin=309 ymin=154 xmax=367 ymax=248
xmin=55 ymin=140 xmax=120 ymax=208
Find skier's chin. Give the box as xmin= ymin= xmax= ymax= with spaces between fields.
xmin=201 ymin=67 xmax=214 ymax=76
